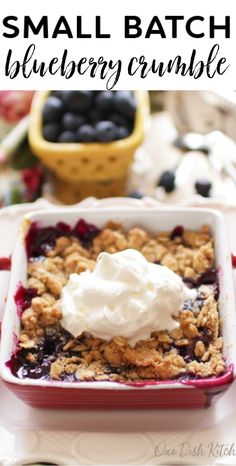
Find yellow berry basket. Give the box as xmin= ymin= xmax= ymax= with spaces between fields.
xmin=29 ymin=91 xmax=149 ymax=199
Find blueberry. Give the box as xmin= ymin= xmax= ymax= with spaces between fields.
xmin=95 ymin=121 xmax=117 ymax=142
xmin=109 ymin=113 xmax=129 ymax=127
xmin=95 ymin=91 xmax=115 ymax=112
xmin=88 ymin=108 xmax=103 ymax=124
xmin=195 ymin=179 xmax=212 ymax=197
xmin=62 ymin=112 xmax=86 ymax=131
xmin=52 ymin=90 xmax=70 ymax=104
xmin=77 ymin=124 xmax=96 ymax=142
xmin=116 ymin=91 xmax=132 ymax=98
xmin=52 ymin=91 xmax=67 ymax=102
xmin=61 ymin=91 xmax=93 ymax=113
xmin=58 ymin=131 xmax=77 ymax=143
xmin=116 ymin=126 xmax=130 ymax=140
xmin=114 ymin=91 xmax=136 ymax=119
xmin=157 ymin=170 xmax=176 ymax=193
xmin=51 ymin=90 xmax=65 ymax=100
xmin=43 ymin=123 xmax=61 ymax=142
xmin=42 ymin=96 xmax=64 ymax=124
xmin=128 ymin=190 xmax=144 ymax=199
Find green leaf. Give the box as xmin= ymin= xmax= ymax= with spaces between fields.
xmin=11 ymin=138 xmax=38 ymax=170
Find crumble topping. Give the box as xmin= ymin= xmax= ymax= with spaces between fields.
xmin=13 ymin=221 xmax=225 ymax=382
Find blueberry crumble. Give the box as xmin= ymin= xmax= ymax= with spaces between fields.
xmin=10 ymin=220 xmax=225 ymax=382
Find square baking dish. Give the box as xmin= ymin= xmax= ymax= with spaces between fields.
xmin=0 ymin=206 xmax=235 ymax=409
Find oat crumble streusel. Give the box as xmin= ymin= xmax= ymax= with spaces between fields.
xmin=11 ymin=219 xmax=225 ymax=382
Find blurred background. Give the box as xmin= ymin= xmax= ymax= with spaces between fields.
xmin=1 ymin=90 xmax=236 ymax=207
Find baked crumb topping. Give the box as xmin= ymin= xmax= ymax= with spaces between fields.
xmin=13 ymin=221 xmax=225 ymax=382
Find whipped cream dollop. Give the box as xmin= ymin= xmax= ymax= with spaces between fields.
xmin=60 ymin=249 xmax=196 ymax=346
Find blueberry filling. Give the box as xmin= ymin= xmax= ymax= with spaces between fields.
xmin=183 ymin=269 xmax=218 ymax=289
xmin=25 ymin=218 xmax=100 ymax=258
xmin=10 ymin=328 xmax=73 ymax=380
xmin=175 ymin=329 xmax=212 ymax=364
xmin=14 ymin=284 xmax=38 ymax=317
xmin=170 ymin=225 xmax=184 ymax=240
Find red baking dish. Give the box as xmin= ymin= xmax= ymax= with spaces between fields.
xmin=0 ymin=206 xmax=235 ymax=409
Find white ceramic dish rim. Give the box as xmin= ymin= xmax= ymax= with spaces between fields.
xmin=0 ymin=206 xmax=235 ymax=391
